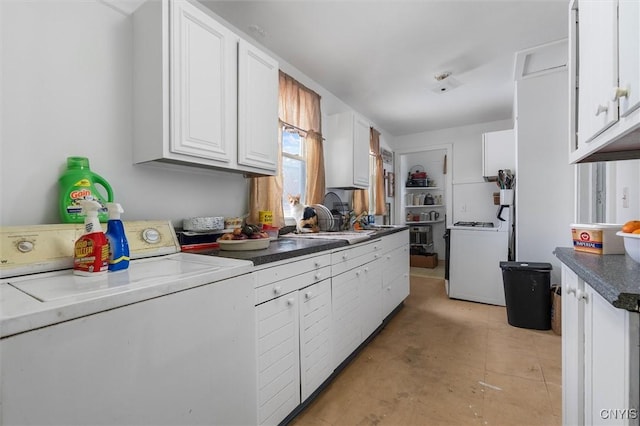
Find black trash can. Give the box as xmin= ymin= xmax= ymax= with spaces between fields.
xmin=499 ymin=261 xmax=553 ymax=330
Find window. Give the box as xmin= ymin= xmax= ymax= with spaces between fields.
xmin=282 ymin=127 xmax=307 ymax=217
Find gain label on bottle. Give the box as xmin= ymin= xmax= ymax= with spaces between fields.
xmin=59 ymin=157 xmax=114 ymax=223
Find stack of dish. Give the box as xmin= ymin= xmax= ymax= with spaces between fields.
xmin=312 ymin=204 xmax=334 ymax=231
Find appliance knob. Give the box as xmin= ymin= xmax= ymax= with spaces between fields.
xmin=142 ymin=228 xmax=161 ymax=244
xmin=17 ymin=240 xmax=34 ymax=253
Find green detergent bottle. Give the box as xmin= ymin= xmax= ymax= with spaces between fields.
xmin=59 ymin=157 xmax=114 ymax=223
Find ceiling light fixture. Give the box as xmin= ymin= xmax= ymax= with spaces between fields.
xmin=430 ymin=71 xmax=461 ymax=94
xmin=434 ymin=71 xmax=452 ymax=81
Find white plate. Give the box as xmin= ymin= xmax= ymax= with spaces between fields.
xmin=217 ymin=238 xmax=270 ymax=251
xmin=312 ymin=204 xmax=334 ymax=231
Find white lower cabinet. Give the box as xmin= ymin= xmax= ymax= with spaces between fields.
xmin=382 ymin=243 xmax=410 ymax=318
xmin=299 ymin=279 xmax=333 ymax=401
xmin=562 ymin=264 xmax=640 ymax=426
xmin=255 ymin=231 xmax=410 ymax=425
xmin=256 ymin=289 xmax=301 ymax=425
xmin=331 ymin=239 xmax=386 ymax=370
xmin=0 ymin=275 xmax=257 ymax=426
xmin=255 ymin=254 xmax=332 ymax=425
xmin=331 ymin=265 xmax=365 ymax=369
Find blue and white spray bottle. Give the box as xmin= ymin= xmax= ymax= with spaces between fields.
xmin=105 ymin=203 xmax=130 ymax=271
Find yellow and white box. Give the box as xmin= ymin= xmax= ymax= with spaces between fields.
xmin=571 ymin=223 xmax=625 ymax=255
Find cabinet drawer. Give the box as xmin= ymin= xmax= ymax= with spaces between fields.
xmin=256 ymin=253 xmax=331 ymax=288
xmin=255 ymin=266 xmax=331 ymax=305
xmin=331 ymin=240 xmax=382 ymax=276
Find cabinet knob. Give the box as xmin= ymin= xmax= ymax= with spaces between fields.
xmin=273 ymin=286 xmax=282 ymax=295
xmin=314 ymin=261 xmax=321 ymax=268
xmin=287 ymin=298 xmax=295 ymax=306
xmin=612 ymin=86 xmax=629 ymax=101
xmin=595 ymin=104 xmax=609 ymax=116
xmin=356 ymin=270 xmax=361 ymax=277
xmin=342 ymin=254 xmax=348 ymax=260
xmin=305 ymin=292 xmax=312 ymax=299
xmin=577 ymin=290 xmax=589 ymax=303
xmin=314 ymin=273 xmax=321 ymax=280
xmin=567 ymin=287 xmax=577 ymax=296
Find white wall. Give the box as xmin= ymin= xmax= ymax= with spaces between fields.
xmin=515 ymin=69 xmax=573 ymax=284
xmin=392 ymin=119 xmax=513 ymax=224
xmin=1 ymin=1 xmax=248 ymax=226
xmin=0 ymin=0 xmax=394 ymax=227
xmin=610 ymin=159 xmax=640 ymax=223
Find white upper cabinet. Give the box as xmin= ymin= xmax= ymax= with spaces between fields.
xmin=237 ymin=39 xmax=279 ymax=171
xmin=482 ymin=129 xmax=515 ymax=179
xmin=619 ymin=0 xmax=640 ymax=116
xmin=325 ymin=111 xmax=370 ymax=189
xmin=133 ymin=0 xmax=278 ymax=175
xmin=170 ymin=0 xmax=236 ymax=163
xmin=569 ymin=0 xmax=640 ymax=163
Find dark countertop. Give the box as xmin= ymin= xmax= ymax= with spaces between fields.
xmin=187 ymin=226 xmax=408 ymax=266
xmin=554 ymin=247 xmax=640 ymax=312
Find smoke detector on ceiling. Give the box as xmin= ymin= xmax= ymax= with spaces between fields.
xmin=248 ymin=24 xmax=267 ymax=38
xmin=430 ymin=71 xmax=461 ymax=94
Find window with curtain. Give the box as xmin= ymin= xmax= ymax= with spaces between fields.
xmin=249 ymin=71 xmax=324 ymax=227
xmin=281 ymin=126 xmax=307 ymax=216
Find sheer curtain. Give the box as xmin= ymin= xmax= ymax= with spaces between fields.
xmin=249 ymin=71 xmax=325 ymax=226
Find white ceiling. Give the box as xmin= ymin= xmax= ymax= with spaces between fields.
xmin=202 ymin=0 xmax=569 ymax=136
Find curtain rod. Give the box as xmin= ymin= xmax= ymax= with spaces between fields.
xmin=281 ymin=121 xmax=325 ymax=140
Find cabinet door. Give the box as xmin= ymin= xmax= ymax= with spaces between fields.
xmin=619 ymin=0 xmax=640 ymax=116
xmin=238 ymin=39 xmax=279 ymax=173
xmin=382 ymin=244 xmax=410 ymax=318
xmin=353 ymin=114 xmax=370 ymax=188
xmin=360 ymin=261 xmax=382 ymax=341
xmin=331 ymin=268 xmax=361 ymax=370
xmin=299 ymin=279 xmax=333 ymax=401
xmin=584 ymin=285 xmax=640 ymax=426
xmin=170 ymin=0 xmax=236 ymax=163
xmin=577 ymin=0 xmax=619 ymax=145
xmin=561 ymin=265 xmax=585 ymax=426
xmin=482 ymin=129 xmax=515 ymax=177
xmin=256 ymin=293 xmax=300 ymax=425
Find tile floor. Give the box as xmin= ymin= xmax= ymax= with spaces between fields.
xmin=290 ymin=269 xmax=562 ymax=426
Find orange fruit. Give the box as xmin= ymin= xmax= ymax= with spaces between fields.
xmin=622 ymin=220 xmax=640 ymax=233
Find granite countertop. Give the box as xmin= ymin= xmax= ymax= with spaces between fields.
xmin=554 ymin=247 xmax=640 ymax=312
xmin=187 ymin=226 xmax=409 ymax=266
